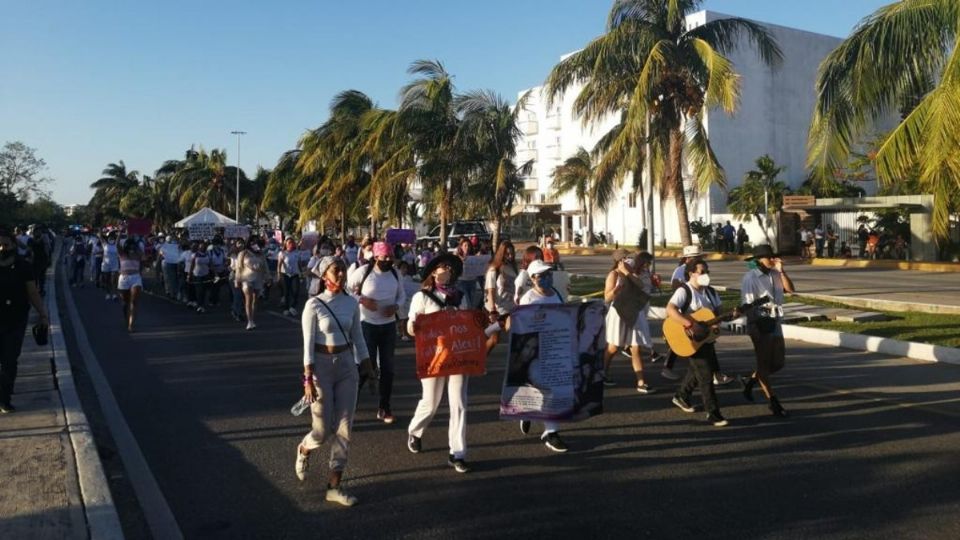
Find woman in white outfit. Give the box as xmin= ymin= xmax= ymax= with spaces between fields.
xmin=405 ymin=253 xmax=471 ymax=473
xmin=295 ymin=256 xmax=369 ymax=507
xmin=602 ymin=249 xmax=653 ymax=393
xmin=99 ymin=231 xmax=120 ymax=300
xmin=235 ymin=236 xmax=268 ymax=330
xmin=117 ymin=238 xmax=143 ymax=332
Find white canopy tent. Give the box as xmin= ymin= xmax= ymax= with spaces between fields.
xmin=174 ymin=207 xmax=237 ymax=228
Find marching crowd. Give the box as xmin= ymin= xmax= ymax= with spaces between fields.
xmin=3 ymin=223 xmax=795 ymax=508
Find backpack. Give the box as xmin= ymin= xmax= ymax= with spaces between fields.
xmin=678 ymin=283 xmax=719 ymax=314
xmin=354 ymin=261 xmax=399 ymax=295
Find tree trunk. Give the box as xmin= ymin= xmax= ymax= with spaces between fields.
xmin=668 ymin=127 xmax=692 ymax=247
xmin=439 ymin=186 xmax=451 ymax=248
xmin=754 ymin=212 xmax=774 ymax=246
xmin=340 ymin=208 xmax=347 ymax=244
xmin=587 ymin=200 xmax=595 ymax=247
xmin=370 ymin=213 xmax=377 ymax=240
xmin=492 ymin=215 xmax=501 ymax=249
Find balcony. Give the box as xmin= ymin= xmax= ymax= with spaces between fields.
xmin=518 ymin=148 xmax=538 ymax=162
xmin=519 ymin=120 xmax=539 ymax=135
xmin=545 ymin=145 xmax=562 ymax=160
xmin=523 ymin=177 xmax=539 ymax=191
xmin=545 ymin=115 xmax=562 ymax=130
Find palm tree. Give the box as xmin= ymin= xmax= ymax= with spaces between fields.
xmin=727 ymin=154 xmax=788 ymax=246
xmin=551 ymin=147 xmax=598 ymax=245
xmin=263 ymin=150 xmax=307 ymax=234
xmin=546 ymin=0 xmax=782 ymax=246
xmin=169 ymin=147 xmax=247 ymax=216
xmin=398 ymin=60 xmax=465 ymax=246
xmin=89 ymin=161 xmax=140 ymax=221
xmin=456 ymin=89 xmax=532 ymax=247
xmin=806 ymin=0 xmax=960 ymax=238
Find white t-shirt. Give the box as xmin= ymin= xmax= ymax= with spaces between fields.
xmin=159 ymin=242 xmax=180 ymax=263
xmin=301 ymin=291 xmax=369 ymax=366
xmin=279 ymin=250 xmax=301 ymax=276
xmin=344 ymin=245 xmax=359 ymax=265
xmin=179 ymin=251 xmax=194 ymax=270
xmin=406 ymin=289 xmax=468 ymax=335
xmin=519 ymin=287 xmax=562 ymax=306
xmin=668 ymin=284 xmax=720 ymax=314
xmin=484 ymin=265 xmax=517 ymax=314
xmin=347 ymin=264 xmax=407 ymax=325
xmin=741 ymin=268 xmax=785 ymax=318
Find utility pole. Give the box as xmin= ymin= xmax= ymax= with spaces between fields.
xmin=645 ymin=112 xmax=655 ymax=273
xmin=230 ymin=130 xmax=246 ymax=222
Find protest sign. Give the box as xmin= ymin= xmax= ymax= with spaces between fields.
xmin=300 ymin=231 xmax=319 ymax=251
xmin=461 ymin=254 xmax=491 ymax=280
xmin=188 ymin=222 xmax=215 ymax=240
xmin=500 ymin=302 xmax=606 ymax=422
xmin=414 ymin=310 xmax=488 ymax=379
xmin=224 ymin=225 xmax=250 ymax=239
xmin=385 ymin=228 xmax=417 ymax=246
xmin=127 ymin=218 xmax=152 ymax=236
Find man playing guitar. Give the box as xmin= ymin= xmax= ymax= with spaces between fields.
xmin=665 ymin=260 xmax=737 ymax=427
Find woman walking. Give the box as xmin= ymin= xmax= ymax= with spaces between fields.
xmin=188 ymin=241 xmax=212 ymax=313
xmin=454 ymin=238 xmax=478 ymax=308
xmin=295 ymin=256 xmax=368 ymax=506
xmin=278 ymin=237 xmax=302 ymax=317
xmin=602 ymin=250 xmax=653 ymax=393
xmin=117 ymin=238 xmax=144 ymax=332
xmin=405 ymin=253 xmax=472 ymax=473
xmin=100 ymin=231 xmax=120 ymax=300
xmin=483 ymin=240 xmax=518 ymax=351
xmin=235 ymin=236 xmax=268 ymax=330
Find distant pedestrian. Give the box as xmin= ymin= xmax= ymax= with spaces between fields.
xmin=295 ymin=256 xmax=367 ymax=506
xmin=736 ymin=224 xmax=748 ymax=255
xmin=158 ymin=235 xmax=181 ymax=299
xmin=722 ymin=221 xmax=736 ymax=254
xmin=826 ymin=225 xmax=837 ymax=258
xmin=236 ymin=236 xmax=268 ymax=330
xmin=117 ymin=238 xmax=143 ymax=332
xmin=857 ymin=224 xmax=868 ymax=258
xmin=69 ymin=236 xmax=88 ymax=286
xmin=99 ymin=231 xmax=120 ymax=300
xmin=0 ymin=226 xmax=50 ymax=413
xmin=814 ymin=224 xmax=825 ymax=258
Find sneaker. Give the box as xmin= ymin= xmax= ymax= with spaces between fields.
xmin=542 ymin=432 xmax=569 ymax=453
xmin=246 ymin=321 xmax=256 ymax=330
xmin=713 ymin=373 xmax=735 ymax=386
xmin=650 ymin=352 xmax=666 ymax=363
xmin=769 ymin=396 xmax=788 ymax=417
xmin=0 ymin=402 xmax=16 ymax=414
xmin=289 ymin=307 xmax=298 ymax=316
xmin=707 ymin=413 xmax=729 ymax=427
xmin=740 ymin=375 xmax=756 ymax=402
xmin=231 ymin=312 xmax=240 ymax=322
xmin=448 ymin=455 xmax=471 ymax=473
xmin=636 ymin=383 xmax=654 ymax=394
xmin=407 ymin=435 xmax=421 ymax=454
xmin=105 ymin=294 xmax=111 ymax=301
xmin=325 ymin=486 xmax=358 ymax=507
xmin=602 ymin=377 xmax=617 ymax=387
xmin=196 ymin=307 xmax=205 ymax=313
xmin=295 ymin=446 xmax=309 ymax=481
xmin=520 ymin=420 xmax=531 ymax=434
xmin=672 ymin=395 xmax=696 ymax=413
xmin=377 ymin=409 xmax=395 ymax=424
xmin=620 ymin=349 xmax=632 ymax=358
xmin=660 ymin=367 xmax=681 ymax=380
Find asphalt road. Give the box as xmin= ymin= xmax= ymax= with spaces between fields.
xmin=562 ymin=255 xmax=960 ymax=308
xmin=63 ymin=274 xmax=960 ymax=540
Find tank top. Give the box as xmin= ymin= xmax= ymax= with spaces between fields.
xmin=119 ymin=258 xmax=140 ymax=273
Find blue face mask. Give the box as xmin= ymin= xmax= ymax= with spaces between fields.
xmin=537 ymin=273 xmax=554 ymax=289
xmin=746 ymin=260 xmax=759 ymax=270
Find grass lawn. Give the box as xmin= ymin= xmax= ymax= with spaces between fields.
xmin=568 ymin=274 xmax=960 ymax=348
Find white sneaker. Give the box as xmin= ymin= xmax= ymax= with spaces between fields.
xmin=295 ymin=446 xmax=309 ymax=481
xmin=325 ymin=486 xmax=358 ymax=507
xmin=105 ymin=294 xmax=111 ymax=301
xmin=246 ymin=321 xmax=256 ymax=330
xmin=661 ymin=368 xmax=681 ymax=380
xmin=289 ymin=307 xmax=297 ymax=316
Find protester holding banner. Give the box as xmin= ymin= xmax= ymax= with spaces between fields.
xmin=296 ymin=256 xmax=368 ymax=507
xmin=99 ymin=231 xmax=121 ymax=300
xmin=602 ymin=249 xmax=654 ymax=393
xmin=516 ymin=260 xmax=568 ymax=452
xmin=404 ymin=253 xmax=473 ymax=473
xmin=117 ymin=238 xmax=144 ymax=332
xmin=236 ymin=236 xmax=268 ymax=330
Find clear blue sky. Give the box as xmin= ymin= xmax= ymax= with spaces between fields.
xmin=0 ymin=0 xmax=889 ymax=205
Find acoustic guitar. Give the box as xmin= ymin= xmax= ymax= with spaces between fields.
xmin=663 ymin=297 xmax=770 ymax=357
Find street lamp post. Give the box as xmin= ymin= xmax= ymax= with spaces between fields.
xmin=231 ymin=130 xmax=246 ymax=223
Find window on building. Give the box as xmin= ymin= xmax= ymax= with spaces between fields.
xmin=628 ymin=192 xmax=637 ymax=208
xmin=539 ymin=193 xmax=546 ymax=204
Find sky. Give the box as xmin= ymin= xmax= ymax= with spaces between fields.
xmin=0 ymin=0 xmax=891 ymax=205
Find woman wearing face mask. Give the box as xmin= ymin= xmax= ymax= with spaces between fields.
xmin=228 ymin=239 xmax=247 ymax=322
xmin=666 ymin=260 xmax=731 ymax=427
xmin=117 ymin=238 xmax=144 ymax=332
xmin=483 ymin=241 xmax=518 ymax=349
xmin=279 ymin=238 xmax=302 ymax=317
xmin=405 ymin=253 xmax=473 ymax=472
xmin=235 ymin=236 xmax=268 ymax=330
xmin=295 ymin=257 xmax=369 ymax=506
xmin=454 ymin=239 xmax=478 ymax=309
xmin=99 ymin=231 xmax=121 ymax=300
xmin=189 ymin=241 xmax=212 ymax=313
xmin=514 ymin=246 xmax=544 ymax=305
xmin=602 ymin=250 xmax=653 ymax=393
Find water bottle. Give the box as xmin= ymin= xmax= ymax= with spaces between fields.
xmin=290 ymin=396 xmax=313 ymax=416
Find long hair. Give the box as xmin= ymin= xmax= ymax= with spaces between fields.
xmin=489 ymin=240 xmax=517 ymax=274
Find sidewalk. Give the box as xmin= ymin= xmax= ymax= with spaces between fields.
xmin=0 ymin=250 xmax=121 ymax=539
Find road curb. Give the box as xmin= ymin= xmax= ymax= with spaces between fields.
xmin=780 ymin=324 xmax=960 ymax=365
xmin=50 ymin=246 xmax=124 ymax=539
xmin=810 ymin=257 xmax=960 ymax=273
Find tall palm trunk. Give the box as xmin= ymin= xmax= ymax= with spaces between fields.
xmin=668 ymin=127 xmax=693 ymax=247
xmin=585 ymin=194 xmax=595 ymax=247
xmin=340 ymin=208 xmax=347 ymax=244
xmin=439 ymin=186 xmax=451 ymax=247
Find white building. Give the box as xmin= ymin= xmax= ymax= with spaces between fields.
xmin=514 ymin=11 xmax=844 ymax=247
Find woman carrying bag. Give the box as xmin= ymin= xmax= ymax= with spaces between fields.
xmin=405 ymin=253 xmax=472 ymax=473
xmin=602 ymin=249 xmax=653 ymax=393
xmin=295 ymin=256 xmax=370 ymax=506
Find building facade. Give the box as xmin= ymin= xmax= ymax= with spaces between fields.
xmin=514 ymin=11 xmax=843 ymax=247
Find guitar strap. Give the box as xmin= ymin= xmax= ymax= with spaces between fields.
xmin=680 ymin=283 xmax=720 ymax=314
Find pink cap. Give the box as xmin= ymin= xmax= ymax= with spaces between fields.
xmin=372 ymin=241 xmax=392 ymax=258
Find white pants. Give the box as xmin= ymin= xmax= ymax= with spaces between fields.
xmin=300 ymin=353 xmax=359 ymax=472
xmin=408 ymin=375 xmax=468 ymax=459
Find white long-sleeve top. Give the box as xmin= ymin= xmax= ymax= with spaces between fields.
xmin=301 ymin=291 xmax=369 ymax=366
xmin=407 ymin=288 xmax=468 ymax=335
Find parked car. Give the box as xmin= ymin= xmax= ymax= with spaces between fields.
xmin=419 ymin=220 xmax=492 ymax=251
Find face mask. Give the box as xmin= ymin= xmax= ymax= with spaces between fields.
xmin=746 ymin=260 xmax=759 ymax=270
xmin=434 ymin=268 xmax=452 ymax=285
xmin=324 ymin=278 xmax=343 ymax=293
xmin=622 ymin=258 xmax=636 ymax=270
xmin=697 ymin=274 xmax=711 ymax=287
xmin=376 ymin=260 xmax=393 ymax=271
xmin=536 ymin=273 xmax=553 ymax=289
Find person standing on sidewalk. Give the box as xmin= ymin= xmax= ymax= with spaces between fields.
xmin=666 ymin=260 xmax=731 ymax=427
xmin=347 ymin=241 xmax=406 ymax=424
xmin=0 ymin=226 xmax=50 ymax=413
xmin=740 ymin=244 xmax=795 ymax=417
xmin=405 ymin=253 xmax=472 ymax=473
xmin=295 ymin=256 xmax=368 ymax=506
